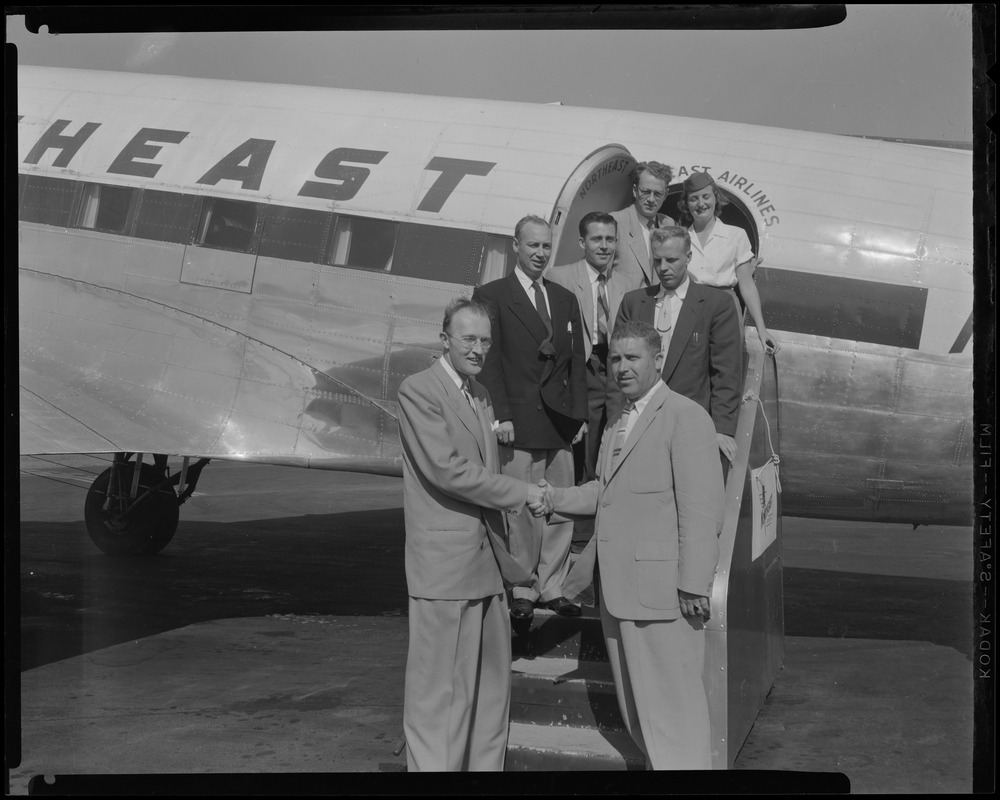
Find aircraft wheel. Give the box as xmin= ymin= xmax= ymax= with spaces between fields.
xmin=85 ymin=463 xmax=179 ymax=555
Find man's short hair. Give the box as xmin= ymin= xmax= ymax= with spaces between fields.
xmin=633 ymin=161 xmax=674 ymax=188
xmin=578 ymin=211 xmax=617 ymax=238
xmin=514 ymin=214 xmax=550 ymax=241
xmin=650 ymin=225 xmax=691 ymax=250
xmin=610 ymin=319 xmax=662 ymax=356
xmin=442 ymin=296 xmax=492 ymax=333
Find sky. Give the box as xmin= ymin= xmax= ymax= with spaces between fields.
xmin=6 ymin=4 xmax=976 ymax=143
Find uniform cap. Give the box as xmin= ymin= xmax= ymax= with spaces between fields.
xmin=683 ymin=171 xmax=716 ymax=195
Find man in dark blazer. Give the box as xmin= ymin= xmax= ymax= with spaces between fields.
xmin=473 ymin=215 xmax=588 ymax=622
xmin=397 ymin=297 xmax=545 ymax=771
xmin=610 ymin=226 xmax=742 ymax=464
xmin=610 ymin=161 xmax=676 ymax=290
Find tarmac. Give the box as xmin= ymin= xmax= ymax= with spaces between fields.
xmin=9 ymin=459 xmax=980 ymax=793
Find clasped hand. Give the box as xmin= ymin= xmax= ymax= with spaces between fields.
xmin=527 ymin=479 xmax=553 ymax=517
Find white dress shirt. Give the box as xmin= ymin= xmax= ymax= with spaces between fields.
xmin=514 ymin=266 xmax=551 ymax=318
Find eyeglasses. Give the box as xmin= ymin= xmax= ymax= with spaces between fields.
xmin=447 ymin=333 xmax=493 ymax=351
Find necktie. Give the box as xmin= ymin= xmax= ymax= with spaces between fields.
xmin=656 ymin=291 xmax=674 ymax=332
xmin=531 ymin=281 xmax=552 ymax=335
xmin=647 ymin=217 xmax=657 ymax=231
xmin=612 ymin=403 xmax=635 ymax=461
xmin=461 ymin=380 xmax=476 ymax=409
xmin=596 ymin=273 xmax=609 ymax=345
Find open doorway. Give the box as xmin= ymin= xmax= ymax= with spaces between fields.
xmin=548 ymin=145 xmax=636 ymax=269
xmin=662 ymin=182 xmax=761 ymax=257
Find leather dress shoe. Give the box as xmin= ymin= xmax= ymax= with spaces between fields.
xmin=510 ymin=598 xmax=534 ymax=620
xmin=538 ymin=596 xmax=581 ymax=617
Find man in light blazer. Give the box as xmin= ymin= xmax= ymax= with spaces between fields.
xmin=610 ymin=161 xmax=676 ymax=290
xmin=473 ymin=215 xmax=588 ymax=623
xmin=539 ymin=319 xmax=724 ymax=769
xmin=610 ymin=226 xmax=743 ymax=464
xmin=397 ymin=297 xmax=547 ymax=771
xmin=546 ymin=211 xmax=630 ymax=483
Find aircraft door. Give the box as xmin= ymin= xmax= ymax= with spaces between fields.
xmin=548 ymin=145 xmax=636 ymax=268
xmin=663 ymin=182 xmax=761 ymax=256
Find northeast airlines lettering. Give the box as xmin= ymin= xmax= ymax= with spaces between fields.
xmin=19 ymin=119 xmax=496 ymax=212
xmin=675 ymin=165 xmax=780 ymax=227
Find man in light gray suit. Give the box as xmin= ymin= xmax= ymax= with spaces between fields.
xmin=610 ymin=161 xmax=676 ymax=290
xmin=397 ymin=297 xmax=546 ymax=771
xmin=546 ymin=211 xmax=630 ymax=483
xmin=537 ymin=319 xmax=724 ymax=770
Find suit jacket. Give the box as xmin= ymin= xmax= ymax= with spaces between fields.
xmin=609 ymin=281 xmax=742 ymax=437
xmin=473 ymin=272 xmax=587 ymax=449
xmin=398 ymin=358 xmax=531 ymax=599
xmin=552 ymin=382 xmax=723 ymax=620
xmin=609 ymin=206 xmax=676 ymax=290
xmin=545 ymin=259 xmax=629 ymax=362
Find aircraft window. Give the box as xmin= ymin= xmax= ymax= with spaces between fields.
xmin=393 ymin=223 xmax=486 ymax=285
xmin=134 ymin=190 xmax=199 ymax=244
xmin=196 ymin=198 xmax=261 ymax=253
xmin=259 ymin=205 xmax=332 ymax=264
xmin=19 ymin=174 xmax=78 ymax=227
xmin=76 ymin=183 xmax=135 ymax=234
xmin=328 ymin=216 xmax=397 ymax=272
xmin=480 ymin=234 xmax=516 ymax=283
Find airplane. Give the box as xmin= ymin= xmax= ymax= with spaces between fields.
xmin=14 ymin=64 xmax=975 ymax=771
xmin=16 ymin=65 xmax=974 ymax=555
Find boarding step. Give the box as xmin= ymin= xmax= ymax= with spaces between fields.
xmin=506 ymin=720 xmax=646 ymax=771
xmin=506 ymin=608 xmax=645 ymax=770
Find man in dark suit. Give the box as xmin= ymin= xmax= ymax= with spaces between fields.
xmin=611 ymin=226 xmax=742 ymax=464
xmin=610 ymin=161 xmax=676 ymax=290
xmin=473 ymin=215 xmax=588 ymax=622
xmin=397 ymin=297 xmax=545 ymax=771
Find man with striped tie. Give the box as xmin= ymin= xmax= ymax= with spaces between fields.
xmin=546 ymin=211 xmax=631 ymax=484
xmin=534 ymin=319 xmax=724 ymax=769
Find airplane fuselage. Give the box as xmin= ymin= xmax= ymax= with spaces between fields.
xmin=17 ymin=67 xmax=974 ymax=524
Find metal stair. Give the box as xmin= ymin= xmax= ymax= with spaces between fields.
xmin=505 ymin=607 xmax=646 ymax=771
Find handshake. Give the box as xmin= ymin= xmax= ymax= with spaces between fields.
xmin=526 ymin=479 xmax=554 ymax=518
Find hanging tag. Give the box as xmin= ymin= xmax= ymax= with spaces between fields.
xmin=751 ymin=458 xmax=780 ymax=560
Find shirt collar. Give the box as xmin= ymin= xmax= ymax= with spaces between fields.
xmin=657 ymin=275 xmax=690 ymax=301
xmin=514 ymin=265 xmax=543 ymax=294
xmin=629 ymin=379 xmax=665 ymax=416
xmin=439 ymin=353 xmax=467 ymax=391
xmin=586 ymin=262 xmax=609 ymax=285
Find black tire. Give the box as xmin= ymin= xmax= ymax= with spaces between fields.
xmin=85 ymin=463 xmax=179 ymax=555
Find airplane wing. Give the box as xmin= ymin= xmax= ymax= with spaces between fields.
xmin=18 ymin=268 xmax=413 ymax=472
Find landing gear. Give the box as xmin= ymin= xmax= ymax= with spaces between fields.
xmin=85 ymin=455 xmax=179 ymax=555
xmin=84 ymin=452 xmax=209 ymax=556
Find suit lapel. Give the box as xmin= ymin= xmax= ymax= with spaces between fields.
xmin=661 ymin=283 xmax=704 ymax=382
xmin=506 ymin=271 xmax=549 ymax=344
xmin=626 ymin=207 xmax=656 ymax=286
xmin=469 ymin=378 xmax=498 ymax=470
xmin=432 ymin=360 xmax=487 ymax=460
xmin=604 ymin=384 xmax=668 ymax=483
xmin=573 ymin=261 xmax=594 ymax=358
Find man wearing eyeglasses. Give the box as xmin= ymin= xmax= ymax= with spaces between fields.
xmin=397 ymin=297 xmax=552 ymax=771
xmin=473 ymin=215 xmax=588 ymax=625
xmin=610 ymin=161 xmax=677 ymax=290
